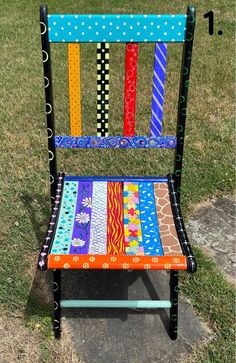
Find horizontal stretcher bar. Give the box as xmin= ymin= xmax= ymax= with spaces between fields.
xmin=54 ymin=136 xmax=177 ymax=148
xmin=47 ymin=14 xmax=187 ymax=43
xmin=60 ymin=300 xmax=172 ymax=309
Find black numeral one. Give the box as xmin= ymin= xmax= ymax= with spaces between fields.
xmin=204 ymin=10 xmax=214 ymax=35
xmin=204 ymin=10 xmax=223 ymax=36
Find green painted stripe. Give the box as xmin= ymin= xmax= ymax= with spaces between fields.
xmin=60 ymin=300 xmax=171 ymax=308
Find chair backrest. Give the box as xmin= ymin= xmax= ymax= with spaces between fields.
xmin=39 ymin=5 xmax=196 ymax=205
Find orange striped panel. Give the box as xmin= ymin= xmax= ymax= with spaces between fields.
xmin=68 ymin=43 xmax=82 ymax=136
xmin=48 ymin=254 xmax=187 ymax=270
xmin=107 ymin=182 xmax=125 ymax=254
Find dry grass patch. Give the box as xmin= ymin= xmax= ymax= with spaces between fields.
xmin=0 ymin=314 xmax=80 ymax=363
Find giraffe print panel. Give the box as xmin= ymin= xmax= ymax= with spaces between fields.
xmin=153 ymin=182 xmax=182 ymax=254
xmin=47 ymin=176 xmax=185 ymax=270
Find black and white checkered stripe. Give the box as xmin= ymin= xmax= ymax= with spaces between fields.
xmin=97 ymin=42 xmax=109 ymax=137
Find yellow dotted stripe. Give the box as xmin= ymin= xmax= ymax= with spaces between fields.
xmin=68 ymin=44 xmax=82 ymax=136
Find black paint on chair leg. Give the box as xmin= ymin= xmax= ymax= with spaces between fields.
xmin=170 ymin=270 xmax=179 ymax=340
xmin=53 ymin=269 xmax=61 ymax=339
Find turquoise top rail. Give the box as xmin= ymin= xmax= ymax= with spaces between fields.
xmin=47 ymin=14 xmax=187 ymax=43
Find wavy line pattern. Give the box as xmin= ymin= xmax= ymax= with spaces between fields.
xmin=107 ymin=182 xmax=125 ymax=254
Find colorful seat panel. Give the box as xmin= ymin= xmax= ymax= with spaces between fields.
xmin=47 ymin=176 xmax=186 ymax=270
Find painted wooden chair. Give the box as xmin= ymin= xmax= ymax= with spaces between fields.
xmin=38 ymin=5 xmax=197 ymax=340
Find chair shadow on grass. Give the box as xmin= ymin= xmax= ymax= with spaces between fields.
xmin=21 ymin=192 xmax=170 ymax=335
xmin=21 ymin=192 xmax=53 ymax=322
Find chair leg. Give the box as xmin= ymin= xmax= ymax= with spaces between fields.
xmin=169 ymin=270 xmax=178 ymax=340
xmin=53 ymin=269 xmax=61 ymax=339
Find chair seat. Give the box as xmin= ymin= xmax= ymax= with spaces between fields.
xmin=39 ymin=175 xmax=189 ymax=271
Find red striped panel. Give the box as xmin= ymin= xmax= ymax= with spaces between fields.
xmin=123 ymin=43 xmax=138 ymax=136
xmin=107 ymin=182 xmax=125 ymax=254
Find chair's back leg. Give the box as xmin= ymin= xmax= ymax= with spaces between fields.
xmin=169 ymin=270 xmax=179 ymax=340
xmin=53 ymin=269 xmax=61 ymax=339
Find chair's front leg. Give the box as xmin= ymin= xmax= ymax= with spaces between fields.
xmin=169 ymin=270 xmax=178 ymax=340
xmin=53 ymin=269 xmax=61 ymax=339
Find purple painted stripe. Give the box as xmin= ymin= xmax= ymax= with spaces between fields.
xmin=69 ymin=181 xmax=93 ymax=254
xmin=150 ymin=43 xmax=167 ymax=137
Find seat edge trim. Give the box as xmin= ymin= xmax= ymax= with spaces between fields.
xmin=47 ymin=254 xmax=187 ymax=270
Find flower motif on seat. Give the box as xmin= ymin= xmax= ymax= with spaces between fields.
xmin=110 ymin=256 xmax=117 ymax=262
xmin=152 ymin=257 xmax=159 ymax=263
xmin=102 ymin=263 xmax=109 ymax=269
xmin=72 ymin=256 xmax=79 ymax=262
xmin=63 ymin=263 xmax=70 ymax=269
xmin=82 ymin=197 xmax=92 ymax=208
xmin=71 ymin=238 xmax=86 ymax=247
xmin=75 ymin=212 xmax=90 ymax=224
xmin=122 ymin=263 xmax=130 ymax=269
xmin=172 ymin=257 xmax=180 ymax=264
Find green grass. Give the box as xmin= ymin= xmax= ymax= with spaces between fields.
xmin=0 ymin=0 xmax=235 ymax=362
xmin=180 ymin=247 xmax=236 ymax=362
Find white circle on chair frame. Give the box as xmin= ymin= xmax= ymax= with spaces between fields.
xmin=40 ymin=22 xmax=46 ymax=35
xmin=42 ymin=50 xmax=48 ymax=62
xmin=54 ymin=301 xmax=59 ymax=310
xmin=46 ymin=103 xmax=52 ymax=114
xmin=49 ymin=150 xmax=54 ymax=161
xmin=44 ymin=76 xmax=49 ymax=88
xmin=47 ymin=128 xmax=53 ymax=138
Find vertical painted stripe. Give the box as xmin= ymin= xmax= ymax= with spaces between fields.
xmin=69 ymin=181 xmax=93 ymax=254
xmin=107 ymin=182 xmax=125 ymax=254
xmin=139 ymin=182 xmax=163 ymax=256
xmin=123 ymin=43 xmax=138 ymax=136
xmin=123 ymin=182 xmax=144 ymax=255
xmin=50 ymin=181 xmax=78 ymax=254
xmin=153 ymin=182 xmax=182 ymax=255
xmin=97 ymin=42 xmax=109 ymax=136
xmin=89 ymin=181 xmax=107 ymax=254
xmin=150 ymin=43 xmax=167 ymax=136
xmin=68 ymin=44 xmax=82 ymax=136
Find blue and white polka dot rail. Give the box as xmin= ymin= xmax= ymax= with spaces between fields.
xmin=47 ymin=14 xmax=187 ymax=43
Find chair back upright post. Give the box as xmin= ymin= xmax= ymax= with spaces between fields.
xmin=174 ymin=6 xmax=196 ymax=203
xmin=40 ymin=5 xmax=58 ymax=206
